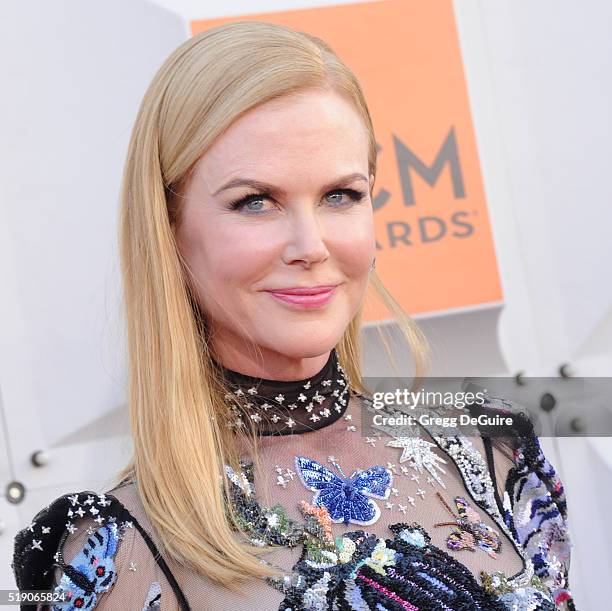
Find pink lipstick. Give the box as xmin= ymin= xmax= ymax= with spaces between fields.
xmin=266 ymin=285 xmax=338 ymax=309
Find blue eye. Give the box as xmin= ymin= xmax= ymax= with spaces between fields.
xmin=227 ymin=188 xmax=366 ymax=215
xmin=325 ymin=189 xmax=366 ymax=206
xmin=232 ymin=195 xmax=267 ymax=212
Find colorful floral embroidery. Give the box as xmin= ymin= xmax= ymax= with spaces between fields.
xmin=13 ymin=391 xmax=575 ymax=611
xmin=275 ymin=516 xmax=507 ymax=610
xmin=226 ymin=460 xmax=550 ymax=609
xmin=223 ymin=393 xmax=576 ymax=610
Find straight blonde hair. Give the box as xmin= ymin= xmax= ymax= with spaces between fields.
xmin=117 ymin=21 xmax=431 ymax=589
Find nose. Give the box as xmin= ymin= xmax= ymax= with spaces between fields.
xmin=281 ymin=209 xmax=330 ymax=268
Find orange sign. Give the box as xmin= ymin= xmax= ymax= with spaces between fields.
xmin=192 ymin=0 xmax=503 ymax=322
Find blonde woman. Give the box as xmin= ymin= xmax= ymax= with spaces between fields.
xmin=13 ymin=21 xmax=575 ymax=611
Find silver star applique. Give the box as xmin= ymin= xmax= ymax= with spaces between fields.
xmin=385 ymin=437 xmax=447 ymax=488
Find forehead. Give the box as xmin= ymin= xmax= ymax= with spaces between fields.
xmin=196 ymin=89 xmax=369 ymax=182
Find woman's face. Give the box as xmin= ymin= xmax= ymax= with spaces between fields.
xmin=173 ymin=88 xmax=376 ymax=377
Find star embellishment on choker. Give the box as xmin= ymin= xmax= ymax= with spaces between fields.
xmin=219 ymin=349 xmax=351 ymax=435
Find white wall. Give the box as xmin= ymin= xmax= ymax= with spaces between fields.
xmin=0 ymin=0 xmax=187 ymax=588
xmin=454 ymin=3 xmax=612 ymax=608
xmin=1 ymin=1 xmax=610 ymax=608
xmin=454 ymin=4 xmax=612 ymax=607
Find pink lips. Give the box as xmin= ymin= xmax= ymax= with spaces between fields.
xmin=266 ymin=285 xmax=338 ymax=309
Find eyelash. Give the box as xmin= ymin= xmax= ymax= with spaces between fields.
xmin=227 ymin=188 xmax=366 ymax=214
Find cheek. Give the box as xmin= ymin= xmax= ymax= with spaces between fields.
xmin=177 ymin=213 xmax=279 ymax=296
xmin=329 ymin=215 xmax=376 ymax=278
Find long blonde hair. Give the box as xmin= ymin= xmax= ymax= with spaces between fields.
xmin=117 ymin=20 xmax=430 ymax=588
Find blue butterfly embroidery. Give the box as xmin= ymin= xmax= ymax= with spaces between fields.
xmin=52 ymin=523 xmax=119 ymax=610
xmin=294 ymin=456 xmax=392 ymax=526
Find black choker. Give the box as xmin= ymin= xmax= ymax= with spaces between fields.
xmin=216 ymin=348 xmax=351 ymax=436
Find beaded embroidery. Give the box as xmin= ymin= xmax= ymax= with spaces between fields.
xmin=52 ymin=523 xmax=119 ymax=610
xmin=384 ymin=436 xmax=448 ymax=489
xmin=13 ymin=491 xmax=138 ymax=610
xmin=12 ymin=390 xmax=575 ymax=610
xmin=224 ymin=456 xmax=554 ymax=610
xmin=142 ymin=581 xmax=162 ymax=610
xmin=433 ymin=492 xmax=502 ymax=558
xmin=361 ymin=397 xmax=538 ymax=584
xmin=294 ymin=455 xmax=393 ymax=526
xmin=222 ymin=393 xmax=575 ymax=610
xmin=503 ymin=418 xmax=574 ymax=606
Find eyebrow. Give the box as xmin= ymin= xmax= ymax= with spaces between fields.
xmin=212 ymin=172 xmax=369 ymax=197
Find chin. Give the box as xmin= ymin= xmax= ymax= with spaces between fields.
xmin=262 ymin=327 xmax=346 ymax=358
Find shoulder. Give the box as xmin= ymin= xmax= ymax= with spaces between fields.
xmin=12 ymin=484 xmax=164 ymax=610
xmin=467 ymin=393 xmax=568 ymax=516
xmin=13 ymin=490 xmax=133 ymax=591
xmin=475 ymin=394 xmax=575 ymax=606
